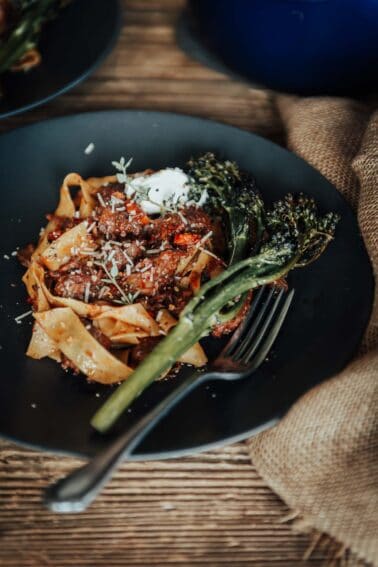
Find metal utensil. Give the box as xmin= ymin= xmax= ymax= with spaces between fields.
xmin=44 ymin=286 xmax=294 ymax=513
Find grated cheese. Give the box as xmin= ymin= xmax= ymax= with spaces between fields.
xmin=98 ymin=285 xmax=110 ymax=299
xmin=198 ymin=246 xmax=222 ymax=261
xmin=15 ymin=310 xmax=33 ymax=322
xmin=111 ymin=196 xmax=124 ymax=205
xmin=178 ymin=211 xmax=188 ymax=225
xmin=123 ymin=251 xmax=133 ymax=265
xmin=84 ymin=283 xmax=91 ymax=303
xmin=84 ymin=142 xmax=95 ymax=155
xmin=96 ymin=193 xmax=106 ymax=207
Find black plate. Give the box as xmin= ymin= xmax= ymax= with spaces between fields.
xmin=0 ymin=111 xmax=373 ymax=459
xmin=0 ymin=0 xmax=121 ymax=119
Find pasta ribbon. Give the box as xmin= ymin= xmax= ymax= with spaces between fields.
xmin=94 ymin=304 xmax=160 ymax=345
xmin=34 ymin=308 xmax=133 ymax=384
xmin=41 ymin=222 xmax=96 ymax=271
xmin=156 ymin=309 xmax=207 ymax=367
xmin=27 ymin=322 xmax=61 ymax=362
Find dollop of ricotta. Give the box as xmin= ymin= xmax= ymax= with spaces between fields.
xmin=127 ymin=167 xmax=207 ymax=214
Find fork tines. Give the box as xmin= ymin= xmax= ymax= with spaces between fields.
xmin=225 ymin=285 xmax=295 ymax=371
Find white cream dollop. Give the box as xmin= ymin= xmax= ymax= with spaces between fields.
xmin=127 ymin=167 xmax=203 ymax=215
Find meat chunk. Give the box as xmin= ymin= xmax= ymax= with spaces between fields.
xmin=45 ymin=216 xmax=81 ymax=242
xmin=17 ymin=243 xmax=35 ymax=268
xmin=142 ymin=287 xmax=193 ymax=317
xmin=61 ymin=355 xmax=80 ymax=375
xmin=173 ymin=233 xmax=201 ymax=247
xmin=184 ymin=206 xmax=214 ymax=234
xmin=52 ymin=266 xmax=105 ymax=301
xmin=97 ymin=201 xmax=149 ymax=238
xmin=53 ymin=272 xmax=93 ymax=300
xmin=149 ymin=206 xmax=214 ymax=245
xmin=212 ymin=292 xmax=253 ymax=337
xmin=97 ymin=208 xmax=140 ymax=238
xmin=101 ymin=246 xmax=128 ymax=273
xmin=124 ymin=250 xmax=182 ymax=296
xmin=123 ymin=240 xmax=146 ymax=261
xmin=88 ymin=325 xmax=112 ymax=350
xmin=130 ymin=337 xmax=161 ymax=365
xmin=149 ymin=213 xmax=186 ymax=243
xmin=96 ymin=185 xmax=125 ymax=204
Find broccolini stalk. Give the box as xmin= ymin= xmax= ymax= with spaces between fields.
xmin=91 ymin=193 xmax=339 ymax=433
xmin=0 ymin=0 xmax=64 ymax=73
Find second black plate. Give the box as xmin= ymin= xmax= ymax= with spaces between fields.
xmin=0 ymin=0 xmax=121 ymax=119
xmin=0 ymin=111 xmax=373 ymax=458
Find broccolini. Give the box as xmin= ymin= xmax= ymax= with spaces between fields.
xmin=91 ymin=155 xmax=339 ymax=433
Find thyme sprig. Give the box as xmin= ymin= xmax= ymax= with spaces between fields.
xmin=95 ymin=260 xmax=133 ymax=306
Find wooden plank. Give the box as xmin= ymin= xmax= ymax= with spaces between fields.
xmin=0 ymin=442 xmax=340 ymax=566
xmin=0 ymin=0 xmax=282 ymax=142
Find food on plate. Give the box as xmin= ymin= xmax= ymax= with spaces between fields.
xmin=21 ymin=155 xmax=239 ymax=383
xmin=19 ymin=153 xmax=339 ymax=431
xmin=0 ymin=1 xmax=71 ymax=75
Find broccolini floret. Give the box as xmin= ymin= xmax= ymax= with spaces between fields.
xmin=187 ymin=152 xmax=264 ymax=263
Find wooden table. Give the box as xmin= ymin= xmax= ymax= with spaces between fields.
xmin=0 ymin=2 xmax=351 ymax=565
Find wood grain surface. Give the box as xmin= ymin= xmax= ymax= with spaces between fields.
xmin=0 ymin=1 xmax=365 ymax=566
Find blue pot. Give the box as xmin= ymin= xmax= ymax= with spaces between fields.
xmin=189 ymin=0 xmax=378 ymax=95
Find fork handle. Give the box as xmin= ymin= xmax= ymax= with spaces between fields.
xmin=43 ymin=372 xmax=206 ymax=513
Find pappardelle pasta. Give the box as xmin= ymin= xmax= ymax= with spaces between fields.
xmin=20 ymin=162 xmax=243 ymax=384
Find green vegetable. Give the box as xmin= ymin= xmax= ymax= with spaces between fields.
xmin=187 ymin=152 xmax=264 ymax=319
xmin=0 ymin=0 xmax=68 ymax=74
xmin=187 ymin=153 xmax=264 ymax=263
xmin=91 ymin=158 xmax=339 ymax=432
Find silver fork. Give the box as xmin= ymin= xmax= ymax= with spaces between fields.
xmin=43 ymin=286 xmax=294 ymax=513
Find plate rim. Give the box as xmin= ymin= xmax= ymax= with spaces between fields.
xmin=0 ymin=107 xmax=374 ymax=221
xmin=0 ymin=109 xmax=374 ymax=458
xmin=0 ymin=0 xmax=122 ymax=120
xmin=0 ymin=415 xmax=280 ymax=460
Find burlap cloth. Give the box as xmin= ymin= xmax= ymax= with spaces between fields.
xmin=247 ymin=97 xmax=378 ymax=566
